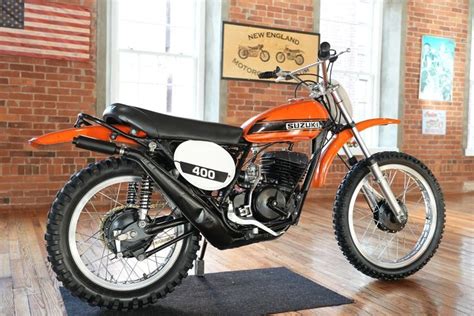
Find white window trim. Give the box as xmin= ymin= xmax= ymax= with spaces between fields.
xmin=468 ymin=89 xmax=474 ymax=156
xmin=106 ymin=0 xmax=206 ymax=120
xmin=195 ymin=1 xmax=206 ymax=120
xmin=365 ymin=0 xmax=384 ymax=149
xmin=466 ymin=8 xmax=474 ymax=156
xmin=464 ymin=8 xmax=474 ymax=156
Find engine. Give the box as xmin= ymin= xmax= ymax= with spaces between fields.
xmin=234 ymin=150 xmax=308 ymax=222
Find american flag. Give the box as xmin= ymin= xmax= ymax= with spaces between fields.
xmin=0 ymin=0 xmax=91 ymax=61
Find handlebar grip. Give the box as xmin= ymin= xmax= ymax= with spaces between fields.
xmin=258 ymin=71 xmax=277 ymax=79
xmin=318 ymin=42 xmax=331 ymax=60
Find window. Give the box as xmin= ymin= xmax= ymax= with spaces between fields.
xmin=320 ymin=0 xmax=384 ymax=149
xmin=108 ymin=0 xmax=205 ymax=119
xmin=467 ymin=17 xmax=474 ymax=156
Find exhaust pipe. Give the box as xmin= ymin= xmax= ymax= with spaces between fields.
xmin=73 ymin=136 xmax=243 ymax=249
xmin=73 ymin=136 xmax=122 ymax=155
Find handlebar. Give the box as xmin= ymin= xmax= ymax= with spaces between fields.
xmin=258 ymin=66 xmax=280 ymax=79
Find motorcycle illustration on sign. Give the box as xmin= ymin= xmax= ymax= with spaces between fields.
xmin=29 ymin=41 xmax=445 ymax=311
xmin=276 ymin=46 xmax=305 ymax=65
xmin=238 ymin=44 xmax=271 ymax=62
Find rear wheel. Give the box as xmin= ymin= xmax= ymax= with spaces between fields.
xmin=260 ymin=50 xmax=270 ymax=62
xmin=45 ymin=158 xmax=200 ymax=310
xmin=238 ymin=48 xmax=249 ymax=59
xmin=333 ymin=152 xmax=445 ymax=280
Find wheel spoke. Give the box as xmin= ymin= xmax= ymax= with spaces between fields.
xmin=363 ymin=181 xmax=384 ymax=200
xmin=97 ymin=191 xmax=124 ymax=207
xmin=76 ymin=230 xmax=102 ymax=244
xmin=114 ymin=182 xmax=122 ymax=208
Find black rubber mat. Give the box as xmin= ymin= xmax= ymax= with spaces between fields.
xmin=61 ymin=267 xmax=352 ymax=315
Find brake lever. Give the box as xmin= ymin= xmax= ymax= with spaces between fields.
xmin=329 ymin=48 xmax=351 ymax=62
xmin=275 ymin=70 xmax=292 ymax=82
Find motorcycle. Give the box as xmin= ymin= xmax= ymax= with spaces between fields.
xmin=30 ymin=42 xmax=445 ymax=311
xmin=276 ymin=46 xmax=305 ymax=65
xmin=238 ymin=44 xmax=271 ymax=62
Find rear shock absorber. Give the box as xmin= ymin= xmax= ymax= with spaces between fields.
xmin=138 ymin=176 xmax=152 ymax=228
xmin=126 ymin=182 xmax=139 ymax=205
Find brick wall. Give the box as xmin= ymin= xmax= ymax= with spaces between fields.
xmin=0 ymin=0 xmax=97 ymax=210
xmin=402 ymin=0 xmax=474 ymax=192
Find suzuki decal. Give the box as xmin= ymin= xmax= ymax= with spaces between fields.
xmin=286 ymin=121 xmax=324 ymax=130
xmin=249 ymin=120 xmax=326 ymax=134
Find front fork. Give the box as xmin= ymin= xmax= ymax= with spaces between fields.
xmin=332 ymin=89 xmax=407 ymax=223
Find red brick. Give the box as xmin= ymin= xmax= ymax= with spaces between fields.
xmin=10 ymin=64 xmax=34 ymax=72
xmin=21 ymin=72 xmax=44 ymax=79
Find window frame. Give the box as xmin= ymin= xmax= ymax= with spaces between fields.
xmin=466 ymin=3 xmax=474 ymax=156
xmin=320 ymin=0 xmax=387 ymax=151
xmin=106 ymin=0 xmax=206 ymax=120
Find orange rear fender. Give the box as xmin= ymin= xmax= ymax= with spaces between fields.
xmin=311 ymin=118 xmax=400 ymax=188
xmin=29 ymin=125 xmax=146 ymax=147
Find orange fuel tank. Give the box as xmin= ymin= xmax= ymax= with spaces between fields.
xmin=241 ymin=99 xmax=329 ymax=143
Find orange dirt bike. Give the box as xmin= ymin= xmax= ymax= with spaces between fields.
xmin=30 ymin=42 xmax=445 ymax=311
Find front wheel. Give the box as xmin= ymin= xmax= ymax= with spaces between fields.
xmin=333 ymin=152 xmax=445 ymax=280
xmin=45 ymin=158 xmax=200 ymax=310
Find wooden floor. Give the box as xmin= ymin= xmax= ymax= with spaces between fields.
xmin=0 ymin=193 xmax=473 ymax=315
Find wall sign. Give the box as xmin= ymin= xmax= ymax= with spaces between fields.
xmin=221 ymin=22 xmax=320 ymax=82
xmin=419 ymin=35 xmax=455 ymax=102
xmin=422 ymin=109 xmax=446 ymax=135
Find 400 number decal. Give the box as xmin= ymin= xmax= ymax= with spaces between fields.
xmin=178 ymin=161 xmax=228 ymax=183
xmin=192 ymin=166 xmax=215 ymax=179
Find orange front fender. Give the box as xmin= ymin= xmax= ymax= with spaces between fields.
xmin=311 ymin=118 xmax=400 ymax=188
xmin=29 ymin=125 xmax=146 ymax=147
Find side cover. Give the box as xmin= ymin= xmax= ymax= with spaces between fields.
xmin=174 ymin=140 xmax=235 ymax=191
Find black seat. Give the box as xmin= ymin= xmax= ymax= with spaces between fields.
xmin=103 ymin=103 xmax=243 ymax=144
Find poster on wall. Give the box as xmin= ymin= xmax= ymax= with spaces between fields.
xmin=422 ymin=109 xmax=446 ymax=135
xmin=221 ymin=22 xmax=320 ymax=82
xmin=419 ymin=35 xmax=455 ymax=102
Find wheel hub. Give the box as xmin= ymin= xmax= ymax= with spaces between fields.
xmin=101 ymin=207 xmax=153 ymax=258
xmin=374 ymin=199 xmax=408 ymax=233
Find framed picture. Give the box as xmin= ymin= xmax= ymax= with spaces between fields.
xmin=419 ymin=35 xmax=455 ymax=102
xmin=422 ymin=109 xmax=446 ymax=135
xmin=221 ymin=22 xmax=320 ymax=82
